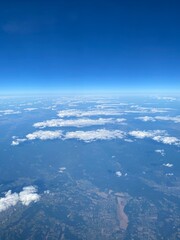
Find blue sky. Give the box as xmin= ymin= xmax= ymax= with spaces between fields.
xmin=0 ymin=0 xmax=180 ymax=93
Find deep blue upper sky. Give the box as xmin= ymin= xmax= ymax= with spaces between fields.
xmin=0 ymin=0 xmax=180 ymax=93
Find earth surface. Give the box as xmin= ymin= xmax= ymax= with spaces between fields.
xmin=0 ymin=95 xmax=179 ymax=240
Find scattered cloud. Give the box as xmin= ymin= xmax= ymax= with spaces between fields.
xmin=11 ymin=138 xmax=26 ymax=146
xmin=153 ymin=136 xmax=179 ymax=145
xmin=156 ymin=96 xmax=176 ymax=101
xmin=124 ymin=139 xmax=134 ymax=142
xmin=115 ymin=171 xmax=122 ymax=177
xmin=0 ymin=109 xmax=21 ymax=115
xmin=0 ymin=186 xmax=40 ymax=212
xmin=11 ymin=130 xmax=62 ymax=145
xmin=59 ymin=167 xmax=66 ymax=173
xmin=0 ymin=191 xmax=19 ymax=212
xmin=155 ymin=149 xmax=165 ymax=156
xmin=56 ymin=103 xmax=173 ymax=118
xmin=126 ymin=105 xmax=171 ymax=114
xmin=64 ymin=129 xmax=126 ymax=142
xmin=11 ymin=126 xmax=179 ymax=147
xmin=95 ymin=103 xmax=128 ymax=109
xmin=24 ymin=108 xmax=38 ymax=111
xmin=26 ymin=130 xmax=63 ymax=140
xmin=19 ymin=103 xmax=33 ymax=107
xmin=154 ymin=116 xmax=180 ymax=123
xmin=129 ymin=130 xmax=180 ymax=146
xmin=19 ymin=186 xmax=40 ymax=206
xmin=136 ymin=116 xmax=156 ymax=122
xmin=57 ymin=109 xmax=123 ymax=118
xmin=136 ymin=115 xmax=180 ymax=123
xmin=33 ymin=118 xmax=122 ymax=128
xmin=166 ymin=173 xmax=174 ymax=176
xmin=163 ymin=163 xmax=173 ymax=167
xmin=116 ymin=118 xmax=127 ymax=123
xmin=129 ymin=130 xmax=165 ymax=139
xmin=44 ymin=190 xmax=50 ymax=194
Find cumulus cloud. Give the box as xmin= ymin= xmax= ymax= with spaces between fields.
xmin=0 ymin=186 xmax=40 ymax=212
xmin=19 ymin=186 xmax=40 ymax=206
xmin=12 ymin=127 xmax=179 ymax=147
xmin=153 ymin=136 xmax=179 ymax=145
xmin=0 ymin=191 xmax=19 ymax=212
xmin=136 ymin=115 xmax=180 ymax=123
xmin=11 ymin=130 xmax=63 ymax=145
xmin=12 ymin=129 xmax=126 ymax=144
xmin=129 ymin=130 xmax=165 ymax=139
xmin=26 ymin=130 xmax=63 ymax=140
xmin=64 ymin=129 xmax=126 ymax=142
xmin=129 ymin=130 xmax=180 ymax=146
xmin=33 ymin=118 xmax=121 ymax=128
xmin=57 ymin=109 xmax=122 ymax=118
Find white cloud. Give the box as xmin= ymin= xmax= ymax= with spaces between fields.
xmin=129 ymin=130 xmax=165 ymax=139
xmin=19 ymin=102 xmax=33 ymax=106
xmin=153 ymin=136 xmax=179 ymax=145
xmin=33 ymin=118 xmax=119 ymax=128
xmin=129 ymin=130 xmax=180 ymax=146
xmin=11 ymin=130 xmax=63 ymax=145
xmin=166 ymin=173 xmax=174 ymax=176
xmin=24 ymin=108 xmax=38 ymax=111
xmin=0 ymin=109 xmax=21 ymax=115
xmin=26 ymin=130 xmax=63 ymax=140
xmin=136 ymin=116 xmax=155 ymax=122
xmin=124 ymin=139 xmax=134 ymax=142
xmin=59 ymin=167 xmax=66 ymax=173
xmin=44 ymin=190 xmax=50 ymax=194
xmin=115 ymin=171 xmax=122 ymax=177
xmin=136 ymin=115 xmax=180 ymax=123
xmin=0 ymin=191 xmax=19 ymax=212
xmin=154 ymin=116 xmax=180 ymax=123
xmin=19 ymin=186 xmax=40 ymax=206
xmin=64 ymin=129 xmax=126 ymax=142
xmin=156 ymin=96 xmax=176 ymax=101
xmin=163 ymin=163 xmax=173 ymax=168
xmin=155 ymin=149 xmax=165 ymax=156
xmin=57 ymin=109 xmax=122 ymax=118
xmin=116 ymin=118 xmax=127 ymax=123
xmin=95 ymin=103 xmax=128 ymax=109
xmin=126 ymin=106 xmax=171 ymax=114
xmin=11 ymin=138 xmax=26 ymax=146
xmin=12 ymin=127 xmax=179 ymax=147
xmin=0 ymin=186 xmax=40 ymax=212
